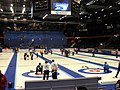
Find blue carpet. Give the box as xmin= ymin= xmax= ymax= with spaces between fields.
xmin=78 ymin=52 xmax=119 ymax=62
xmin=5 ymin=52 xmax=17 ymax=90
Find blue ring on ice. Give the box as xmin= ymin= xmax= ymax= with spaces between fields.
xmin=22 ymin=71 xmax=59 ymax=78
xmin=78 ymin=68 xmax=112 ymax=74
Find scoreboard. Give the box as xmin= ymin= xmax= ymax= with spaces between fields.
xmin=32 ymin=0 xmax=81 ymax=18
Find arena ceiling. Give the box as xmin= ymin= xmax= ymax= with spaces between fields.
xmin=79 ymin=0 xmax=120 ymax=22
xmin=0 ymin=0 xmax=119 ymax=25
xmin=0 ymin=0 xmax=31 ymax=20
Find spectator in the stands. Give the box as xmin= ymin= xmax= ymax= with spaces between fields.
xmin=0 ymin=70 xmax=7 ymax=90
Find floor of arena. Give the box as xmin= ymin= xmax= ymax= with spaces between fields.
xmin=1 ymin=49 xmax=120 ymax=90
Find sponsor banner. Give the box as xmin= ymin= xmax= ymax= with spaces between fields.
xmin=51 ymin=11 xmax=71 ymax=15
xmin=80 ymin=49 xmax=88 ymax=52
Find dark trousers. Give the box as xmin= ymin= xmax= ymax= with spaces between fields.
xmin=104 ymin=68 xmax=109 ymax=73
xmin=36 ymin=53 xmax=38 ymax=58
xmin=92 ymin=52 xmax=95 ymax=57
xmin=36 ymin=68 xmax=42 ymax=74
xmin=24 ymin=56 xmax=26 ymax=60
xmin=115 ymin=69 xmax=120 ymax=77
xmin=31 ymin=57 xmax=33 ymax=60
xmin=41 ymin=53 xmax=43 ymax=57
xmin=43 ymin=70 xmax=49 ymax=80
xmin=116 ymin=54 xmax=118 ymax=58
xmin=52 ymin=70 xmax=57 ymax=79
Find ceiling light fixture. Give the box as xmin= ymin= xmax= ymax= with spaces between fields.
xmin=10 ymin=7 xmax=14 ymax=13
xmin=117 ymin=10 xmax=120 ymax=12
xmin=11 ymin=4 xmax=13 ymax=7
xmin=23 ymin=5 xmax=25 ymax=7
xmin=42 ymin=14 xmax=48 ymax=19
xmin=90 ymin=14 xmax=92 ymax=16
xmin=101 ymin=9 xmax=104 ymax=11
xmin=86 ymin=0 xmax=98 ymax=5
xmin=22 ymin=5 xmax=26 ymax=14
xmin=88 ymin=16 xmax=90 ymax=18
xmin=0 ymin=9 xmax=3 ymax=12
xmin=95 ymin=11 xmax=97 ymax=14
xmin=10 ymin=4 xmax=14 ymax=13
xmin=103 ymin=15 xmax=106 ymax=17
xmin=22 ymin=8 xmax=26 ymax=13
xmin=59 ymin=15 xmax=67 ymax=20
xmin=84 ymin=16 xmax=87 ymax=18
xmin=109 ymin=6 xmax=112 ymax=8
xmin=98 ymin=17 xmax=100 ymax=19
xmin=110 ymin=13 xmax=113 ymax=15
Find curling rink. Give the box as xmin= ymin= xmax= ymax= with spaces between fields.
xmin=0 ymin=49 xmax=120 ymax=90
